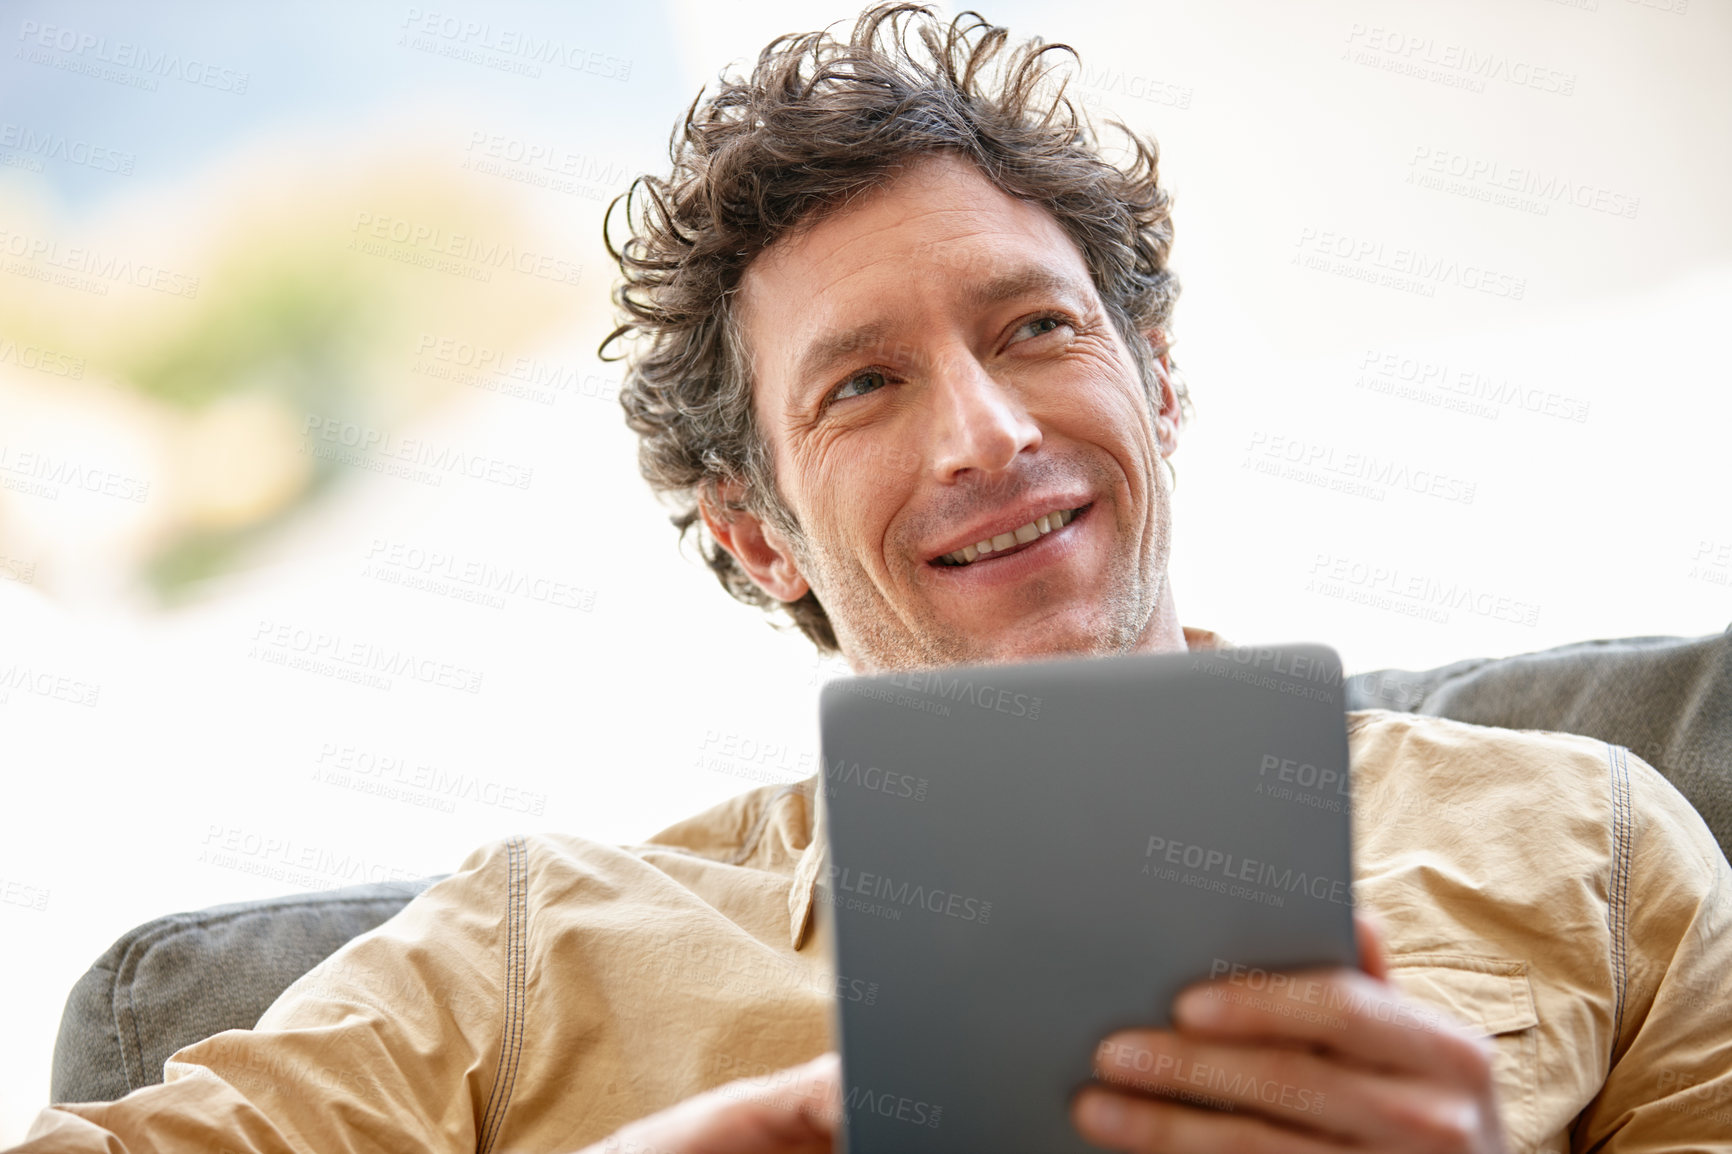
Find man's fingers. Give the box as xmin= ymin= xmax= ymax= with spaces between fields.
xmin=598 ymin=1052 xmax=841 ymax=1154
xmin=1355 ymin=910 xmax=1391 ymax=982
xmin=1171 ymin=967 xmax=1494 ymax=1087
xmin=1096 ymin=1028 xmax=1353 ymax=1140
xmin=1095 ymin=1027 xmax=1486 ymax=1148
xmin=700 ymin=1052 xmax=842 ymax=1148
xmin=726 ymin=1052 xmax=841 ymax=1114
xmin=1072 ymin=1084 xmax=1344 ymax=1154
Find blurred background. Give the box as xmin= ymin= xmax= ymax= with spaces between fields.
xmin=1 ymin=0 xmax=1727 ymax=1140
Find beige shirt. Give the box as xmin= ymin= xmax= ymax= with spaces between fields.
xmin=17 ymin=648 xmax=1732 ymax=1152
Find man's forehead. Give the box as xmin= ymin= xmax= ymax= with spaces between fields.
xmin=764 ymin=150 xmax=1022 ymax=267
xmin=745 ymin=153 xmax=1080 ymax=297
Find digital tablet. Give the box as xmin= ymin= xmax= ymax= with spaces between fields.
xmin=817 ymin=642 xmax=1356 ymax=1154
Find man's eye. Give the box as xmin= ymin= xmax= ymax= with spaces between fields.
xmin=1012 ymin=315 xmax=1070 ymax=343
xmin=833 ymin=369 xmax=888 ymax=402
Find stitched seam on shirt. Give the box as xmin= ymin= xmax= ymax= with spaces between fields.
xmin=1605 ymin=744 xmax=1632 ymax=1072
xmin=478 ymin=836 xmax=527 ymax=1154
xmin=728 ymin=783 xmax=807 ymax=867
xmin=478 ymin=836 xmax=528 ymax=1154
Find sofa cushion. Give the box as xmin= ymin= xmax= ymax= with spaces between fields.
xmin=51 ymin=878 xmax=439 ymax=1104
xmin=1346 ymin=628 xmax=1731 ymax=861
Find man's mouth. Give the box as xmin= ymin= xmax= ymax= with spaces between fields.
xmin=931 ymin=504 xmax=1090 ymax=567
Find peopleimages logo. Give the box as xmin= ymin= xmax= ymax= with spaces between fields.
xmin=844 ymin=1085 xmax=943 ymax=1129
xmin=859 ymin=666 xmax=1042 ymax=719
xmin=1203 ymin=958 xmax=1445 ymax=1034
xmin=15 ymin=20 xmax=252 ymax=93
xmin=0 ymin=227 xmax=200 ymax=298
xmin=398 ymin=7 xmax=632 ymax=81
xmin=0 ymin=443 xmax=149 ymax=503
xmin=0 ymin=121 xmax=136 ymax=174
xmin=1097 ymin=1040 xmax=1328 ymax=1116
xmin=1259 ymin=753 xmax=1349 ymax=796
xmin=824 ymin=865 xmax=992 ymax=923
xmin=1191 ymin=650 xmax=1342 ymax=706
xmin=348 ymin=212 xmax=583 ymax=286
xmin=1143 ymin=835 xmax=1352 ymax=907
xmin=0 ymin=663 xmax=102 ymax=707
xmin=823 ymin=757 xmax=928 ymax=801
xmin=303 ymin=415 xmax=534 ymax=491
xmin=249 ymin=618 xmax=484 ymax=694
xmin=1293 ymin=227 xmax=1526 ymax=301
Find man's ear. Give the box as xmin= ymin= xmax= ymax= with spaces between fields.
xmin=1144 ymin=327 xmax=1182 ymax=458
xmin=698 ymin=480 xmax=811 ymax=603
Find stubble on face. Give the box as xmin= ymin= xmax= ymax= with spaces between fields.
xmin=770 ymin=396 xmax=1174 ymax=675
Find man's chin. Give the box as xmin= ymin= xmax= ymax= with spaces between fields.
xmin=949 ymin=610 xmax=1125 ymax=666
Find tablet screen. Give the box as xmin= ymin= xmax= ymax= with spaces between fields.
xmin=818 ymin=643 xmax=1356 ymax=1154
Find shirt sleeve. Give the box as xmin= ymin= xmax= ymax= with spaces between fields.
xmin=1572 ymin=747 xmax=1732 ymax=1152
xmin=10 ymin=836 xmax=522 ymax=1154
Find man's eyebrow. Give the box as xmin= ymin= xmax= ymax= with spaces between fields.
xmin=789 ymin=265 xmax=1090 ymax=396
xmin=961 ymin=265 xmax=1087 ymax=314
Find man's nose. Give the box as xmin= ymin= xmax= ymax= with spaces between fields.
xmin=925 ymin=349 xmax=1041 ymax=482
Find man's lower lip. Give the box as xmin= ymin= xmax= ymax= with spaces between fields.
xmin=927 ymin=504 xmax=1091 ymax=572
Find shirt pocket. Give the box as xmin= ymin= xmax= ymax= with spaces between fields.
xmin=1385 ymin=955 xmax=1541 ymax=1146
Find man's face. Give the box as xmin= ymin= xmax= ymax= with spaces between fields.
xmin=727 ymin=150 xmax=1184 ymax=673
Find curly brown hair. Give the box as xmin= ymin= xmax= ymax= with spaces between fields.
xmin=601 ymin=2 xmax=1188 ymax=655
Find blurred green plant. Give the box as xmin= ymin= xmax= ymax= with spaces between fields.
xmin=0 ymin=157 xmax=591 ymax=605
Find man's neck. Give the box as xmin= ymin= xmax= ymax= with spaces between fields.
xmin=839 ymin=580 xmax=1195 ymax=674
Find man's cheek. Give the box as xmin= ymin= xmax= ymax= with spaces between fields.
xmin=858 ymin=439 xmax=924 ymax=481
xmin=908 ymin=559 xmax=946 ymax=595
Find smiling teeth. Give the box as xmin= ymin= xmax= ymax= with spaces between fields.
xmin=939 ymin=508 xmax=1077 ymax=566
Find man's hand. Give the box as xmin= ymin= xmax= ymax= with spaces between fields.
xmin=1071 ymin=914 xmax=1508 ymax=1153
xmin=575 ymin=1052 xmax=840 ymax=1154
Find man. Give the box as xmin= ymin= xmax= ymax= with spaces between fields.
xmin=16 ymin=5 xmax=1730 ymax=1153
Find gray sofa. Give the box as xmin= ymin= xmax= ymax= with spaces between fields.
xmin=52 ymin=879 xmax=442 ymax=1104
xmin=52 ymin=628 xmax=1731 ymax=1105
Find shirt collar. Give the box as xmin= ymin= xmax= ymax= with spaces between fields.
xmin=786 ymin=625 xmax=1230 ymax=950
xmin=788 ymin=772 xmax=827 ymax=949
